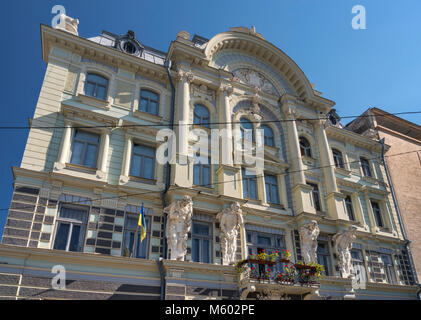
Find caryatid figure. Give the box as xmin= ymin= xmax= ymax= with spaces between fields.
xmin=332 ymin=226 xmax=357 ymax=278
xmin=216 ymin=202 xmax=244 ymax=265
xmin=164 ymin=195 xmax=193 ymax=261
xmin=299 ymin=220 xmax=320 ymax=264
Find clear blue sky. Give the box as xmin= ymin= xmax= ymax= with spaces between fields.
xmin=1 ymin=0 xmax=421 ymax=237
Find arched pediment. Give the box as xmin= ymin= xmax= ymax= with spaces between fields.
xmin=232 ymin=68 xmax=279 ymax=96
xmin=204 ymin=30 xmax=315 ymax=100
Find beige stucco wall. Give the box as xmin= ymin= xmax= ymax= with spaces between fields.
xmin=379 ymin=129 xmax=421 ymax=282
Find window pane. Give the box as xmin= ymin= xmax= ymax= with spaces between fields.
xmin=143 ymin=157 xmax=154 ymax=179
xmin=271 ymin=185 xmax=279 ymax=204
xmin=130 ymin=155 xmax=141 ymax=177
xmin=84 ymin=144 xmax=98 ymax=168
xmin=193 ymin=223 xmax=209 ymax=236
xmin=85 ymin=82 xmax=95 ymax=97
xmin=202 ymin=239 xmax=210 ymax=263
xmin=257 ymin=235 xmax=271 ymax=246
xmin=141 ymin=90 xmax=158 ymax=101
xmin=59 ymin=207 xmax=87 ymax=222
xmin=192 ymin=239 xmax=200 ymax=262
xmin=70 ymin=141 xmax=84 ymax=165
xmin=68 ymin=225 xmax=81 ymax=252
xmin=54 ymin=223 xmax=70 ymax=250
xmin=149 ymin=101 xmax=158 ymax=115
xmin=96 ymin=85 xmax=107 ymax=100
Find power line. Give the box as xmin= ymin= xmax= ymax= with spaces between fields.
xmin=1 ymin=148 xmax=420 ymax=213
xmin=0 ymin=111 xmax=420 ymax=130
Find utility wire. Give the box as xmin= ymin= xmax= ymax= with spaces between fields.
xmin=1 ymin=148 xmax=420 ymax=213
xmin=0 ymin=111 xmax=419 ymax=130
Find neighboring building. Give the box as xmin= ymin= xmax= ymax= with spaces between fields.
xmin=0 ymin=16 xmax=418 ymax=300
xmin=347 ymin=107 xmax=421 ymax=284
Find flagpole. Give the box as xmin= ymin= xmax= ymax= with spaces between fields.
xmin=130 ymin=224 xmax=139 ymax=258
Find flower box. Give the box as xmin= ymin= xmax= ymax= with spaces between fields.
xmin=248 ymin=259 xmax=276 ymax=266
xmin=279 ymin=259 xmax=290 ymax=263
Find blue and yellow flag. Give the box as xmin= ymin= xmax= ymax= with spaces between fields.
xmin=138 ymin=203 xmax=146 ymax=242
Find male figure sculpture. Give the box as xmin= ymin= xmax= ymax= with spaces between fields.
xmin=299 ymin=220 xmax=320 ymax=264
xmin=216 ymin=202 xmax=244 ymax=265
xmin=333 ymin=226 xmax=357 ymax=278
xmin=164 ymin=195 xmax=193 ymax=261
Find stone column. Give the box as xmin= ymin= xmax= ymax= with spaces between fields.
xmin=314 ymin=117 xmax=348 ymax=220
xmin=120 ymin=134 xmax=133 ymax=183
xmin=216 ymin=84 xmax=240 ymax=198
xmin=55 ymin=120 xmax=73 ymax=170
xmin=280 ymin=96 xmax=313 ymax=214
xmin=96 ymin=129 xmax=110 ymax=179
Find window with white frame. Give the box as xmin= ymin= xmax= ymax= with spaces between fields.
xmin=121 ymin=213 xmax=151 ymax=258
xmin=332 ymin=148 xmax=345 ymax=169
xmin=381 ymin=254 xmax=397 ymax=284
xmin=370 ymin=201 xmax=384 ymax=228
xmin=265 ymin=174 xmax=280 ymax=204
xmin=53 ymin=205 xmax=88 ymax=252
xmin=261 ymin=125 xmax=275 ymax=147
xmin=345 ymin=195 xmax=355 ymax=221
xmin=360 ymin=157 xmax=372 ymax=177
xmin=192 ymin=221 xmax=212 ymax=263
xmin=69 ymin=130 xmax=100 ymax=168
xmin=139 ymin=89 xmax=159 ymax=115
xmin=299 ymin=137 xmax=312 ymax=158
xmin=130 ymin=144 xmax=155 ymax=180
xmin=307 ymin=182 xmax=321 ymax=211
xmin=317 ymin=240 xmax=331 ymax=276
xmin=84 ymin=73 xmax=108 ymax=100
xmin=193 ymin=156 xmax=211 ymax=187
xmin=351 ymin=249 xmax=367 ymax=284
xmin=193 ymin=104 xmax=210 ymax=128
xmin=242 ymin=168 xmax=258 ymax=200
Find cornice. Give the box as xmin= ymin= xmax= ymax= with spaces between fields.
xmin=41 ymin=24 xmax=168 ymax=82
xmin=326 ymin=125 xmax=384 ymax=152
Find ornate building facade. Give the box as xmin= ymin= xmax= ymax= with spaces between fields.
xmin=0 ymin=16 xmax=418 ymax=300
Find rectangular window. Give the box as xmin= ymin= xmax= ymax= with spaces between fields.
xmin=139 ymin=89 xmax=159 ymax=115
xmin=130 ymin=144 xmax=155 ymax=180
xmin=381 ymin=254 xmax=397 ymax=284
xmin=371 ymin=201 xmax=383 ymax=227
xmin=307 ymin=182 xmax=321 ymax=211
xmin=360 ymin=158 xmax=372 ymax=177
xmin=70 ymin=130 xmax=100 ymax=168
xmin=317 ymin=241 xmax=331 ymax=276
xmin=193 ymin=158 xmax=211 ymax=187
xmin=332 ymin=149 xmax=345 ymax=169
xmin=265 ymin=174 xmax=280 ymax=204
xmin=242 ymin=168 xmax=258 ymax=200
xmin=53 ymin=206 xmax=88 ymax=252
xmin=192 ymin=221 xmax=212 ymax=263
xmin=345 ymin=195 xmax=355 ymax=221
xmin=351 ymin=249 xmax=367 ymax=284
xmin=121 ymin=214 xmax=150 ymax=259
xmin=85 ymin=73 xmax=108 ymax=100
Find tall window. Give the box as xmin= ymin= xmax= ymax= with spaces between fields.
xmin=240 ymin=118 xmax=255 ymax=142
xmin=345 ymin=195 xmax=355 ymax=221
xmin=307 ymin=182 xmax=321 ymax=211
xmin=381 ymin=254 xmax=397 ymax=284
xmin=371 ymin=201 xmax=383 ymax=227
xmin=193 ymin=104 xmax=210 ymax=128
xmin=84 ymin=73 xmax=108 ymax=100
xmin=317 ymin=240 xmax=331 ymax=276
xmin=265 ymin=174 xmax=280 ymax=204
xmin=332 ymin=148 xmax=345 ymax=169
xmin=360 ymin=157 xmax=372 ymax=177
xmin=299 ymin=137 xmax=312 ymax=157
xmin=242 ymin=168 xmax=258 ymax=200
xmin=122 ymin=214 xmax=150 ymax=258
xmin=193 ymin=157 xmax=211 ymax=187
xmin=192 ymin=221 xmax=212 ymax=263
xmin=139 ymin=89 xmax=159 ymax=115
xmin=53 ymin=206 xmax=88 ymax=252
xmin=70 ymin=130 xmax=100 ymax=168
xmin=130 ymin=144 xmax=155 ymax=180
xmin=351 ymin=249 xmax=367 ymax=284
xmin=261 ymin=125 xmax=275 ymax=147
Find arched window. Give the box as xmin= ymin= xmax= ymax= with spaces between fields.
xmin=139 ymin=89 xmax=159 ymax=115
xmin=193 ymin=104 xmax=210 ymax=128
xmin=332 ymin=148 xmax=344 ymax=169
xmin=299 ymin=137 xmax=312 ymax=158
xmin=261 ymin=125 xmax=275 ymax=147
xmin=84 ymin=73 xmax=108 ymax=100
xmin=240 ymin=117 xmax=255 ymax=142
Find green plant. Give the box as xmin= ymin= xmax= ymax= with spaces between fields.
xmin=235 ymin=259 xmax=248 ymax=274
xmin=256 ymin=249 xmax=269 ymax=261
xmin=268 ymin=250 xmax=279 ymax=262
xmin=307 ymin=262 xmax=324 ymax=279
xmin=282 ymin=249 xmax=291 ymax=260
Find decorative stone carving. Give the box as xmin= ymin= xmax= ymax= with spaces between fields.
xmin=332 ymin=226 xmax=357 ymax=279
xmin=216 ymin=202 xmax=244 ymax=265
xmin=164 ymin=195 xmax=193 ymax=261
xmin=191 ymin=83 xmax=215 ymax=102
xmin=299 ymin=220 xmax=320 ymax=264
xmin=232 ymin=68 xmax=278 ymax=96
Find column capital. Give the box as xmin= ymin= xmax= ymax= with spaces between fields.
xmin=175 ymin=71 xmax=194 ymax=83
xmin=218 ymin=83 xmax=234 ymax=96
